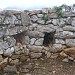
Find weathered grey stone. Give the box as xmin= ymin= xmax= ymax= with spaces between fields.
xmin=63 ymin=12 xmax=75 ymax=17
xmin=30 ymin=38 xmax=36 ymax=45
xmin=52 ymin=44 xmax=62 ymax=49
xmin=65 ymin=39 xmax=75 ymax=47
xmin=50 ymin=44 xmax=62 ymax=52
xmin=58 ymin=18 xmax=65 ymax=26
xmin=62 ymin=58 xmax=69 ymax=62
xmin=0 ymin=41 xmax=9 ymax=51
xmin=28 ymin=23 xmax=38 ymax=31
xmin=31 ymin=15 xmax=38 ymax=22
xmin=48 ymin=8 xmax=56 ymax=13
xmin=71 ymin=5 xmax=75 ymax=13
xmin=14 ymin=20 xmax=21 ymax=25
xmin=66 ymin=17 xmax=72 ymax=24
xmin=56 ymin=27 xmax=63 ymax=32
xmin=21 ymin=12 xmax=30 ymax=26
xmin=0 ymin=18 xmax=2 ymax=23
xmin=61 ymin=4 xmax=71 ymax=12
xmin=18 ymin=26 xmax=28 ymax=33
xmin=28 ymin=45 xmax=43 ymax=52
xmin=15 ymin=50 xmax=24 ymax=55
xmin=0 ymin=49 xmax=3 ymax=54
xmin=4 ymin=65 xmax=17 ymax=72
xmin=14 ymin=45 xmax=20 ymax=52
xmin=30 ymin=53 xmax=42 ymax=58
xmin=5 ymin=36 xmax=16 ymax=47
xmin=63 ymin=26 xmax=75 ymax=31
xmin=42 ymin=8 xmax=48 ymax=13
xmin=36 ymin=25 xmax=55 ymax=33
xmin=26 ymin=31 xmax=44 ymax=38
xmin=0 ymin=28 xmax=6 ymax=38
xmin=52 ymin=18 xmax=65 ymax=26
xmin=4 ymin=17 xmax=10 ymax=24
xmin=5 ymin=26 xmax=27 ymax=35
xmin=55 ymin=30 xmax=75 ymax=39
xmin=63 ymin=31 xmax=74 ymax=36
xmin=29 ymin=10 xmax=41 ymax=15
xmin=46 ymin=20 xmax=52 ymax=24
xmin=2 ymin=15 xmax=17 ymax=25
xmin=68 ymin=56 xmax=74 ymax=61
xmin=10 ymin=15 xmax=18 ymax=25
xmin=24 ymin=36 xmax=30 ymax=45
xmin=55 ymin=39 xmax=65 ymax=44
xmin=5 ymin=27 xmax=17 ymax=35
xmin=71 ymin=19 xmax=75 ymax=26
xmin=37 ymin=19 xmax=45 ymax=24
xmin=14 ymin=44 xmax=26 ymax=55
xmin=55 ymin=32 xmax=63 ymax=39
xmin=4 ymin=47 xmax=15 ymax=56
xmin=35 ymin=38 xmax=44 ymax=46
xmin=37 ymin=14 xmax=43 ymax=18
xmin=52 ymin=19 xmax=58 ymax=25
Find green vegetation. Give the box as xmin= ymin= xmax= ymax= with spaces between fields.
xmin=42 ymin=14 xmax=49 ymax=22
xmin=42 ymin=6 xmax=63 ymax=22
xmin=55 ymin=6 xmax=63 ymax=19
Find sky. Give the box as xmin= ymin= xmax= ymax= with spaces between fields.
xmin=0 ymin=0 xmax=75 ymax=10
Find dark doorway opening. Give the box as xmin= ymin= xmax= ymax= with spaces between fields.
xmin=43 ymin=31 xmax=56 ymax=47
xmin=13 ymin=31 xmax=26 ymax=44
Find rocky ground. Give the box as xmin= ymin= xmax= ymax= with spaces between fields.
xmin=0 ymin=54 xmax=75 ymax=75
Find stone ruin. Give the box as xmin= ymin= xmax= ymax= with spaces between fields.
xmin=1 ymin=5 xmax=75 ymax=66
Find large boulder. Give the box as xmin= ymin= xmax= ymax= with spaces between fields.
xmin=26 ymin=31 xmax=44 ymax=38
xmin=35 ymin=38 xmax=44 ymax=46
xmin=31 ymin=15 xmax=38 ymax=22
xmin=36 ymin=25 xmax=55 ymax=33
xmin=50 ymin=44 xmax=63 ymax=52
xmin=65 ymin=39 xmax=75 ymax=47
xmin=21 ymin=12 xmax=30 ymax=26
xmin=30 ymin=38 xmax=36 ymax=45
xmin=63 ymin=26 xmax=75 ymax=31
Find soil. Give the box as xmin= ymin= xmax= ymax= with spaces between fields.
xmin=0 ymin=57 xmax=75 ymax=75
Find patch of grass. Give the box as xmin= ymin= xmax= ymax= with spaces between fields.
xmin=42 ymin=14 xmax=49 ymax=22
xmin=55 ymin=6 xmax=63 ymax=19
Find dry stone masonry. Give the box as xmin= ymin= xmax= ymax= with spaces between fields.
xmin=1 ymin=4 xmax=75 ymax=67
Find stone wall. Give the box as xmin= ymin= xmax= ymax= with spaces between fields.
xmin=1 ymin=5 xmax=75 ymax=65
xmin=26 ymin=5 xmax=75 ymax=53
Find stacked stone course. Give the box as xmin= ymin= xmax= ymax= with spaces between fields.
xmin=1 ymin=5 xmax=75 ymax=66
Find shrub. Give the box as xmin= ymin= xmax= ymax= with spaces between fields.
xmin=42 ymin=14 xmax=49 ymax=22
xmin=55 ymin=6 xmax=63 ymax=19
